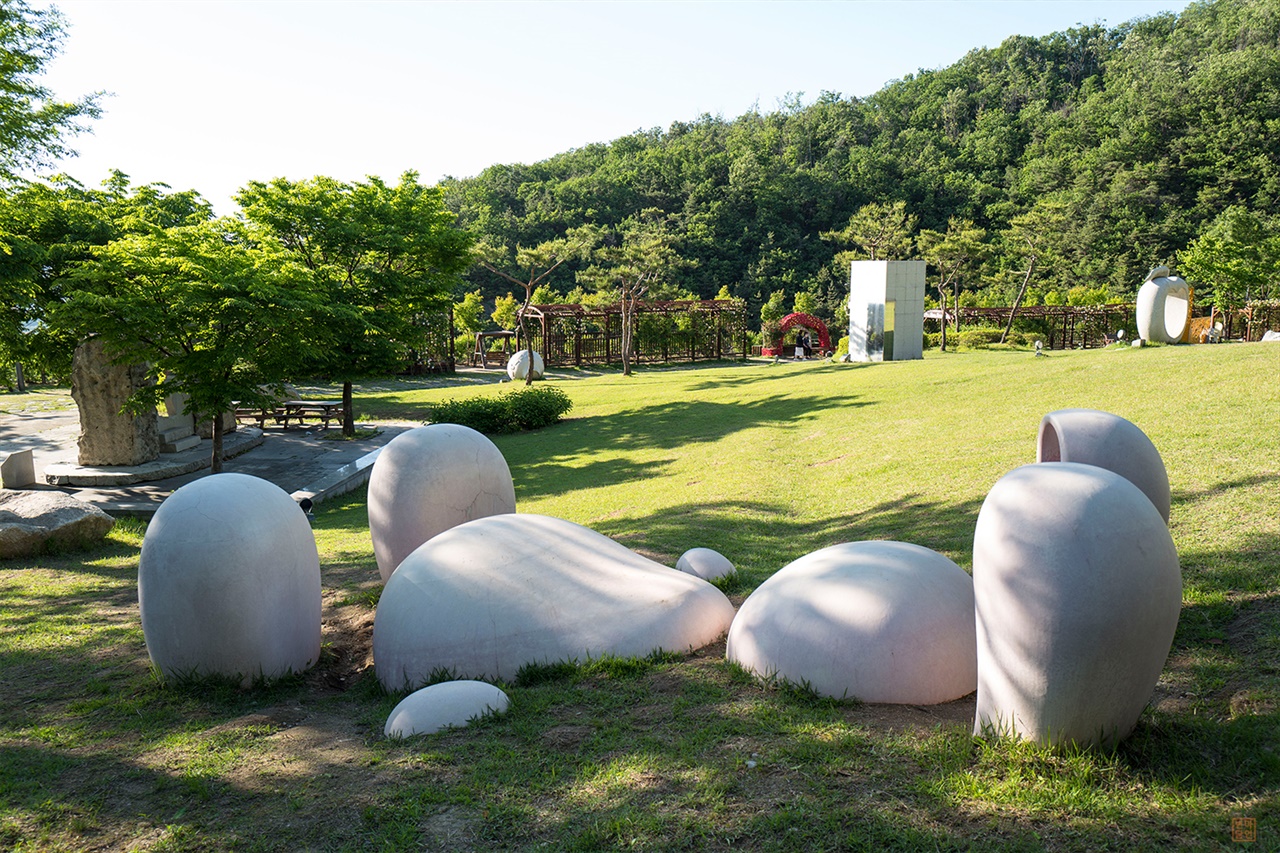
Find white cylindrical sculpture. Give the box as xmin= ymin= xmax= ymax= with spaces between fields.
xmin=139 ymin=473 xmax=321 ymax=685
xmin=506 ymin=349 xmax=545 ymax=381
xmin=384 ymin=680 xmax=510 ymax=738
xmin=1135 ymin=272 xmax=1190 ymax=343
xmin=726 ymin=541 xmax=977 ymax=704
xmin=368 ymin=424 xmax=516 ymax=582
xmin=1038 ymin=408 xmax=1171 ymax=523
xmin=973 ymin=463 xmax=1181 ymax=749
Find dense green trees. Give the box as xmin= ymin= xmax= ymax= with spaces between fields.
xmin=445 ymin=0 xmax=1280 ymax=332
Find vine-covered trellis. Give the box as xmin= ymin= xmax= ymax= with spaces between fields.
xmin=925 ymin=305 xmax=1136 ymax=349
xmin=515 ymin=299 xmax=748 ymax=367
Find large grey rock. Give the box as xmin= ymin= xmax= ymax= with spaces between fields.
xmin=71 ymin=338 xmax=159 ymax=466
xmin=0 ymin=491 xmax=115 ymax=559
xmin=726 ymin=541 xmax=976 ymax=704
xmin=384 ymin=680 xmax=510 ymax=738
xmin=368 ymin=424 xmax=517 ymax=582
xmin=139 ymin=473 xmax=321 ymax=685
xmin=1038 ymin=408 xmax=1170 ymax=522
xmin=1 ymin=449 xmax=36 ymax=489
xmin=973 ymin=463 xmax=1181 ymax=749
xmin=373 ymin=513 xmax=736 ymax=689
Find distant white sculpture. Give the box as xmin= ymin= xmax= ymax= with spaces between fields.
xmin=373 ymin=513 xmax=735 ymax=689
xmin=1038 ymin=408 xmax=1170 ymax=523
xmin=506 ymin=349 xmax=545 ymax=381
xmin=384 ymin=680 xmax=510 ymax=738
xmin=1262 ymin=330 xmax=1280 ymax=342
xmin=676 ymin=547 xmax=735 ymax=581
xmin=368 ymin=424 xmax=517 ymax=582
xmin=973 ymin=463 xmax=1181 ymax=749
xmin=847 ymin=261 xmax=925 ymax=362
xmin=139 ymin=473 xmax=321 ymax=685
xmin=726 ymin=541 xmax=977 ymax=704
xmin=1136 ymin=267 xmax=1190 ymax=343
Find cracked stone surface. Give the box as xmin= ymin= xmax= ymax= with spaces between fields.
xmin=367 ymin=424 xmax=517 ymax=582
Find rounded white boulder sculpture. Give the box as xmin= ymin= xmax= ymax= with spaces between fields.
xmin=384 ymin=680 xmax=510 ymax=738
xmin=726 ymin=541 xmax=977 ymax=704
xmin=506 ymin=349 xmax=545 ymax=381
xmin=139 ymin=473 xmax=321 ymax=685
xmin=368 ymin=424 xmax=517 ymax=582
xmin=1135 ymin=270 xmax=1190 ymax=343
xmin=373 ymin=513 xmax=736 ymax=689
xmin=676 ymin=547 xmax=735 ymax=581
xmin=973 ymin=463 xmax=1181 ymax=749
xmin=1038 ymin=408 xmax=1170 ymax=523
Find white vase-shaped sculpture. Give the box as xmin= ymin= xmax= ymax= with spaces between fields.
xmin=1135 ymin=270 xmax=1190 ymax=343
xmin=727 ymin=541 xmax=977 ymax=704
xmin=973 ymin=463 xmax=1181 ymax=749
xmin=139 ymin=473 xmax=321 ymax=685
xmin=506 ymin=350 xmax=545 ymax=381
xmin=1038 ymin=408 xmax=1171 ymax=523
xmin=368 ymin=424 xmax=517 ymax=582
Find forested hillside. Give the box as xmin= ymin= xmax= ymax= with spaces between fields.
xmin=445 ymin=0 xmax=1280 ymax=327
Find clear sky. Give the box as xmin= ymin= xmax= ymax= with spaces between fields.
xmin=36 ymin=0 xmax=1193 ymax=214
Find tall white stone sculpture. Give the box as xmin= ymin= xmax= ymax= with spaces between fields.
xmin=506 ymin=349 xmax=545 ymax=381
xmin=726 ymin=541 xmax=976 ymax=704
xmin=973 ymin=463 xmax=1181 ymax=749
xmin=1038 ymin=408 xmax=1171 ymax=523
xmin=138 ymin=473 xmax=321 ymax=685
xmin=847 ymin=261 xmax=925 ymax=362
xmin=373 ymin=513 xmax=736 ymax=689
xmin=1135 ymin=266 xmax=1190 ymax=344
xmin=368 ymin=424 xmax=517 ymax=582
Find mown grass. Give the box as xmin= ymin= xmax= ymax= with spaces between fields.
xmin=1 ymin=344 xmax=1278 ymax=851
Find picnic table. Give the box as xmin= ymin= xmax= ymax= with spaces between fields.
xmin=234 ymin=400 xmax=344 ymax=429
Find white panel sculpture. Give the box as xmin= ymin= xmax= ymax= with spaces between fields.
xmin=676 ymin=547 xmax=735 ymax=581
xmin=1038 ymin=408 xmax=1171 ymax=523
xmin=139 ymin=473 xmax=321 ymax=685
xmin=847 ymin=261 xmax=925 ymax=362
xmin=373 ymin=513 xmax=736 ymax=689
xmin=1135 ymin=266 xmax=1190 ymax=344
xmin=973 ymin=463 xmax=1181 ymax=749
xmin=384 ymin=680 xmax=510 ymax=738
xmin=368 ymin=424 xmax=517 ymax=582
xmin=726 ymin=541 xmax=977 ymax=704
xmin=506 ymin=349 xmax=545 ymax=381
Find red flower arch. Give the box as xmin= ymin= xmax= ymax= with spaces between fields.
xmin=778 ymin=312 xmax=831 ymax=350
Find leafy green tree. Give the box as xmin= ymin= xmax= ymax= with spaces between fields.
xmin=453 ymin=290 xmax=485 ymax=335
xmin=918 ymin=218 xmax=988 ymax=350
xmin=237 ymin=172 xmax=473 ymax=433
xmin=820 ymin=201 xmax=917 ymax=261
xmin=759 ymin=289 xmax=788 ymax=350
xmin=59 ymin=220 xmax=318 ymax=471
xmin=0 ymin=1 xmax=102 ymax=183
xmin=490 ymin=292 xmax=519 ymax=331
xmin=792 ymin=290 xmax=820 ymax=317
xmin=998 ymin=199 xmax=1068 ymax=343
xmin=1179 ymin=206 xmax=1279 ymax=310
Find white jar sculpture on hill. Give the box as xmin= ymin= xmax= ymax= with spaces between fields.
xmin=1135 ymin=266 xmax=1190 ymax=344
xmin=1038 ymin=408 xmax=1171 ymax=522
xmin=726 ymin=541 xmax=977 ymax=704
xmin=506 ymin=349 xmax=545 ymax=381
xmin=973 ymin=463 xmax=1181 ymax=749
xmin=138 ymin=473 xmax=321 ymax=685
xmin=368 ymin=424 xmax=517 ymax=582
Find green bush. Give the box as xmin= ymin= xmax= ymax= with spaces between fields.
xmin=426 ymin=386 xmax=573 ymax=434
xmin=833 ymin=336 xmax=849 ymax=359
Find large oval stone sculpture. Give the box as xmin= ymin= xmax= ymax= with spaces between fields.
xmin=1038 ymin=408 xmax=1170 ymax=522
xmin=726 ymin=541 xmax=976 ymax=704
xmin=973 ymin=463 xmax=1181 ymax=749
xmin=1135 ymin=268 xmax=1190 ymax=344
xmin=373 ymin=514 xmax=736 ymax=689
xmin=506 ymin=349 xmax=544 ymax=381
xmin=368 ymin=424 xmax=516 ymax=582
xmin=139 ymin=473 xmax=321 ymax=685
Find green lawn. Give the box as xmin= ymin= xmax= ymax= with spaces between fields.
xmin=2 ymin=344 xmax=1278 ymax=851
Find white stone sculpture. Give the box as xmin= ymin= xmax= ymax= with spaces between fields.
xmin=0 ymin=491 xmax=115 ymax=559
xmin=368 ymin=424 xmax=517 ymax=582
xmin=139 ymin=473 xmax=321 ymax=685
xmin=973 ymin=463 xmax=1181 ymax=749
xmin=726 ymin=541 xmax=977 ymax=704
xmin=506 ymin=349 xmax=545 ymax=381
xmin=373 ymin=513 xmax=736 ymax=689
xmin=847 ymin=260 xmax=926 ymax=362
xmin=676 ymin=547 xmax=735 ymax=581
xmin=384 ymin=680 xmax=510 ymax=738
xmin=1038 ymin=408 xmax=1171 ymax=523
xmin=1135 ymin=267 xmax=1190 ymax=344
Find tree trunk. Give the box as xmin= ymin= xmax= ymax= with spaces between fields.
xmin=938 ymin=286 xmax=948 ymax=352
xmin=342 ymin=381 xmax=354 ymax=436
xmin=211 ymin=412 xmax=224 ymax=474
xmin=1000 ymin=256 xmax=1037 ymax=344
xmin=14 ymin=362 xmax=25 ymax=393
xmin=621 ymin=297 xmax=633 ymax=376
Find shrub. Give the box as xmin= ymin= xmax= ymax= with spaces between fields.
xmin=834 ymin=336 xmax=849 ymax=358
xmin=426 ymin=386 xmax=573 ymax=434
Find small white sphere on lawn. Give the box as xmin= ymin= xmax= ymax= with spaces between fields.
xmin=506 ymin=349 xmax=545 ymax=381
xmin=676 ymin=547 xmax=735 ymax=581
xmin=384 ymin=680 xmax=510 ymax=738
